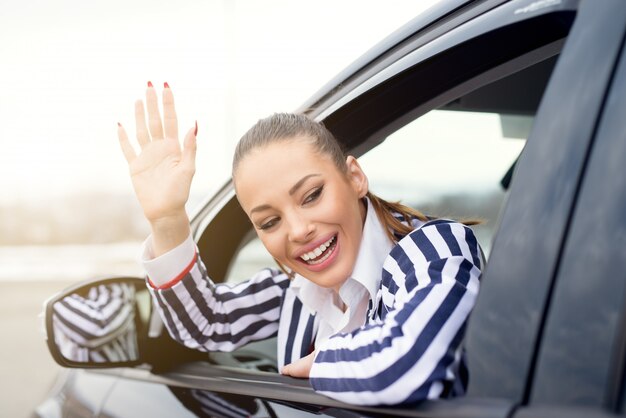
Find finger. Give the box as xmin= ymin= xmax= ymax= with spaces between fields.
xmin=281 ymin=364 xmax=292 ymax=376
xmin=280 ymin=355 xmax=312 ymax=378
xmin=162 ymin=83 xmax=178 ymax=140
xmin=182 ymin=124 xmax=197 ymax=170
xmin=146 ymin=82 xmax=164 ymax=140
xmin=117 ymin=123 xmax=137 ymax=163
xmin=134 ymin=100 xmax=150 ymax=148
xmin=281 ymin=362 xmax=304 ymax=377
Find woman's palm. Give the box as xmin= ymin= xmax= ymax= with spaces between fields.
xmin=117 ymin=84 xmax=197 ymax=223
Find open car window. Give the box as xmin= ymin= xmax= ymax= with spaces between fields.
xmin=217 ymin=52 xmax=561 ymax=380
xmin=225 ymin=53 xmax=558 ymax=286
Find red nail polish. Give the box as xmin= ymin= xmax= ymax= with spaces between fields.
xmin=147 ymin=81 xmax=153 ymax=88
xmin=164 ymin=82 xmax=170 ymax=89
xmin=194 ymin=121 xmax=198 ymax=136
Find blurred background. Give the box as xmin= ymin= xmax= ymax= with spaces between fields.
xmin=0 ymin=0 xmax=440 ymax=416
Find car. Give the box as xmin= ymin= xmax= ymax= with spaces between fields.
xmin=36 ymin=0 xmax=626 ymax=416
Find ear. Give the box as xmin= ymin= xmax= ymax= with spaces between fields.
xmin=345 ymin=156 xmax=368 ymax=198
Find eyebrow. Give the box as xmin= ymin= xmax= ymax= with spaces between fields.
xmin=250 ymin=204 xmax=271 ymax=215
xmin=249 ymin=174 xmax=321 ymax=215
xmin=289 ymin=174 xmax=320 ymax=196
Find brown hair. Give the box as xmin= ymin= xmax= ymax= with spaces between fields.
xmin=232 ymin=113 xmax=433 ymax=244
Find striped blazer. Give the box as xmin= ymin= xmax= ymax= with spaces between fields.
xmin=147 ymin=218 xmax=482 ymax=406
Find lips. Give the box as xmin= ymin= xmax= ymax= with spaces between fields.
xmin=300 ymin=235 xmax=336 ymax=263
xmin=294 ymin=234 xmax=339 ymax=272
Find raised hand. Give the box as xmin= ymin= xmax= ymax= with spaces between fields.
xmin=118 ymin=82 xmax=197 ymax=255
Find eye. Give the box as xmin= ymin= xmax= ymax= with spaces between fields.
xmin=303 ymin=186 xmax=323 ymax=205
xmin=259 ymin=217 xmax=280 ymax=231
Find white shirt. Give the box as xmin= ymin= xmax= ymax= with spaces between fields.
xmin=290 ymin=198 xmax=394 ymax=347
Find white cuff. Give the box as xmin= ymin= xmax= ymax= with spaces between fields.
xmin=141 ymin=233 xmax=196 ymax=287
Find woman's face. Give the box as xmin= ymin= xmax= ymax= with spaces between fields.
xmin=234 ymin=138 xmax=368 ymax=291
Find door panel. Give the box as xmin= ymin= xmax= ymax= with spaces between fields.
xmin=529 ymin=9 xmax=626 ymax=408
xmin=465 ymin=0 xmax=626 ymax=401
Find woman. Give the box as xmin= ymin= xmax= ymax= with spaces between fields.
xmin=117 ymin=83 xmax=482 ymax=406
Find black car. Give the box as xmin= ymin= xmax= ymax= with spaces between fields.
xmin=37 ymin=0 xmax=626 ymax=416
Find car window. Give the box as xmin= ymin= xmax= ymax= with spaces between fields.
xmin=224 ymin=109 xmax=525 ymax=280
xmin=220 ymin=53 xmax=560 ymax=377
xmin=358 ymin=109 xmax=526 ymax=257
xmin=220 ymin=108 xmax=528 ymax=372
xmin=225 ymin=109 xmax=528 ymax=280
xmin=224 ymin=49 xmax=559 ymax=279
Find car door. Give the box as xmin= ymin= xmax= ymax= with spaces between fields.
xmin=95 ymin=0 xmax=596 ymax=416
xmin=503 ymin=2 xmax=626 ymax=416
xmin=465 ymin=1 xmax=626 ymax=416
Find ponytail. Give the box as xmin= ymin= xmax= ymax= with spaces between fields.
xmin=367 ymin=191 xmax=480 ymax=243
xmin=366 ymin=191 xmax=427 ymax=243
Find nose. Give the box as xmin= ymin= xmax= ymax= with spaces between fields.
xmin=287 ymin=212 xmax=315 ymax=243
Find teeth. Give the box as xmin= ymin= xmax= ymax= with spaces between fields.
xmin=300 ymin=236 xmax=335 ymax=262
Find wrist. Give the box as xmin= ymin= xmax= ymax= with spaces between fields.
xmin=149 ymin=212 xmax=191 ymax=257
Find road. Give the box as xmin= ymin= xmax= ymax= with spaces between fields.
xmin=0 ymin=281 xmax=73 ymax=417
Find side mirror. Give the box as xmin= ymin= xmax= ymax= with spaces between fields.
xmin=44 ymin=277 xmax=150 ymax=368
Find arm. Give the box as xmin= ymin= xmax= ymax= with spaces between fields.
xmin=309 ymin=220 xmax=482 ymax=405
xmin=144 ymin=235 xmax=291 ymax=352
xmin=117 ymin=85 xmax=290 ymax=352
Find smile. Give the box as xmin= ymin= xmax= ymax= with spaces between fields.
xmin=299 ymin=235 xmax=337 ymax=265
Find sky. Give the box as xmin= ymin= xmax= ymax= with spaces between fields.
xmin=0 ymin=0 xmax=441 ymax=205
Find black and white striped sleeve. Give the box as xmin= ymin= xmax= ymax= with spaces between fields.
xmin=146 ymin=249 xmax=291 ymax=353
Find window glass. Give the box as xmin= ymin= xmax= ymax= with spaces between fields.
xmin=359 ymin=110 xmax=527 ymax=256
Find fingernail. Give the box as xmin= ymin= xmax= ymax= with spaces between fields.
xmin=164 ymin=82 xmax=170 ymax=89
xmin=194 ymin=120 xmax=198 ymax=136
xmin=117 ymin=122 xmax=121 ymax=127
xmin=147 ymin=81 xmax=153 ymax=88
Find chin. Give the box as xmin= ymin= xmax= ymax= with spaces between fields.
xmin=303 ymin=266 xmax=350 ymax=291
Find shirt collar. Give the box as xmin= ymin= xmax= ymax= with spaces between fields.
xmin=350 ymin=196 xmax=395 ymax=301
xmin=291 ymin=197 xmax=394 ymax=311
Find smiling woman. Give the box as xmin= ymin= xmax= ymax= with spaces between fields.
xmin=116 ymin=85 xmax=483 ymax=406
xmin=234 ymin=138 xmax=369 ymax=290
